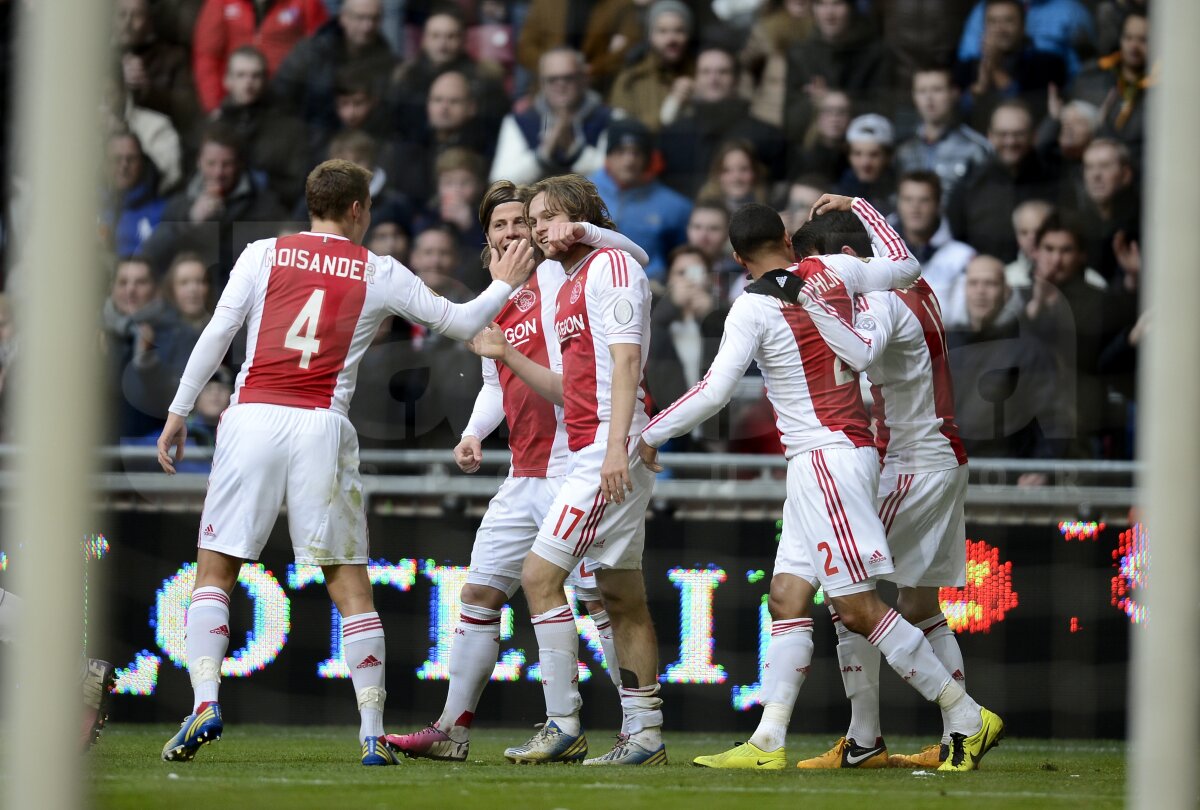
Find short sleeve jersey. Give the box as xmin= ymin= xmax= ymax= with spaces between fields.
xmin=225 ymin=231 xmax=471 ymax=414
xmin=554 ymin=247 xmax=651 ymax=451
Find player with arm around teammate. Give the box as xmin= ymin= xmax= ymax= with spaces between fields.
xmin=636 ymin=199 xmax=1003 ymax=773
xmin=155 ymin=159 xmax=536 ymax=766
xmin=385 ymin=180 xmax=651 ymax=761
xmin=470 ymin=174 xmax=665 ymax=766
xmin=790 ymin=195 xmax=976 ymax=770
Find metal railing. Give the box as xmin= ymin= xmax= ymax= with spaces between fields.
xmin=0 ymin=446 xmax=1136 ymax=523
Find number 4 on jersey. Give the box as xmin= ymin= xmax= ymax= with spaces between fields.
xmin=285 ymin=289 xmax=325 ymax=369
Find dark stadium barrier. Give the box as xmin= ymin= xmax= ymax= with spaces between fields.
xmin=90 ymin=510 xmax=1135 ymax=739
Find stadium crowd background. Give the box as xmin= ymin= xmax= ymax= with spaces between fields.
xmin=25 ymin=0 xmax=1148 ymax=469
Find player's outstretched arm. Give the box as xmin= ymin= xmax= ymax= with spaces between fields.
xmin=165 ymin=243 xmax=260 ymax=423
xmin=640 ymin=298 xmax=760 ymax=450
xmin=468 ymin=323 xmax=564 ymax=405
xmin=800 ymin=292 xmax=891 ymax=373
xmin=809 ymin=195 xmax=921 ymax=292
xmin=402 ymin=240 xmax=537 ymax=341
xmin=573 ymin=222 xmax=651 ymax=268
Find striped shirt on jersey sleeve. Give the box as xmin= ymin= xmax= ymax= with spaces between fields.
xmin=591 ymin=249 xmax=649 ymax=345
xmin=642 ymin=295 xmax=761 ymax=448
xmin=833 ymin=197 xmax=920 ymax=293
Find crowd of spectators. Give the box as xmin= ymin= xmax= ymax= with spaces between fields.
xmin=20 ymin=0 xmax=1156 ymax=466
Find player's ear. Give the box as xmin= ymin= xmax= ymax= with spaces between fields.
xmin=732 ymin=251 xmax=747 ymax=270
xmin=840 ymin=245 xmax=859 ymax=258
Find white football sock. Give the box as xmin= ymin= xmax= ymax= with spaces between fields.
xmin=832 ymin=611 xmax=882 ymax=744
xmin=619 ymin=683 xmax=662 ymax=749
xmin=748 ymin=619 xmax=814 ymax=752
xmin=436 ymin=603 xmax=501 ymax=737
xmin=343 ymin=611 xmax=386 ymax=739
xmin=0 ymin=588 xmax=22 ymax=644
xmin=868 ymin=609 xmax=982 ymax=737
xmin=185 ymin=586 xmax=230 ymax=707
xmin=532 ymin=605 xmax=582 ymax=735
xmin=917 ymin=613 xmax=965 ymax=744
xmin=589 ymin=608 xmax=626 ymax=732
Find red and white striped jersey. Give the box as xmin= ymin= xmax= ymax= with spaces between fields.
xmin=555 ymin=247 xmax=651 ymax=452
xmin=802 ymin=280 xmax=968 ymax=473
xmin=641 ymin=197 xmax=921 ymax=457
xmin=168 ymin=231 xmax=515 ymax=417
xmin=465 ymin=261 xmax=571 ymax=477
xmin=642 ymin=272 xmax=873 ymax=457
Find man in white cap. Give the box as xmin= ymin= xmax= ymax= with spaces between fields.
xmin=834 ymin=113 xmax=897 ymax=217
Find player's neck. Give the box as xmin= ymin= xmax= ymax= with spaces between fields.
xmin=308 ymin=218 xmax=355 ymax=243
xmin=745 ymin=252 xmax=795 ymax=279
xmin=561 ymin=243 xmax=595 ymax=275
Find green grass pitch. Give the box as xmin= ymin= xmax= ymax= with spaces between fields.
xmin=90 ymin=726 xmax=1125 ymax=810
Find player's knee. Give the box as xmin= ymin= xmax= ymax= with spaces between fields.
xmin=830 ymin=594 xmax=886 ymax=636
xmin=896 ymin=587 xmax=939 ymax=624
xmin=460 ymin=583 xmax=510 ymax=610
xmin=767 ymin=577 xmax=812 ymax=621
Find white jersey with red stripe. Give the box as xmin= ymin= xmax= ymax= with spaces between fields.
xmin=168 ymin=231 xmax=515 ymax=418
xmin=641 ymin=281 xmax=874 ymax=457
xmin=465 ymin=261 xmax=570 ymax=477
xmin=801 ymin=279 xmax=968 ymax=473
xmin=555 ymin=247 xmax=651 ymax=452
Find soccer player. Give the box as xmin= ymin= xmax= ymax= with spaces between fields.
xmin=155 ymin=159 xmax=536 ymax=766
xmin=637 ymin=197 xmax=1003 ymax=772
xmin=788 ymin=203 xmax=973 ymax=770
xmin=385 ymin=180 xmax=650 ymax=761
xmin=469 ymin=174 xmax=664 ymax=766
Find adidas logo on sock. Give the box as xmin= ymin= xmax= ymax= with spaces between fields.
xmin=951 ymin=669 xmax=965 ymax=681
xmin=357 ymin=655 xmax=382 ymax=669
xmin=868 ymin=550 xmax=886 ymax=564
xmin=203 ymin=524 xmax=216 ymax=538
xmin=210 ymin=624 xmax=230 ymax=636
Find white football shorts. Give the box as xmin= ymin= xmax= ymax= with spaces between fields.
xmin=775 ymin=446 xmax=894 ymax=597
xmin=197 ymin=403 xmax=369 ymax=566
xmin=877 ymin=465 xmax=968 ymax=588
xmin=466 ymin=474 xmax=601 ymax=599
xmin=532 ymin=438 xmax=655 ymax=572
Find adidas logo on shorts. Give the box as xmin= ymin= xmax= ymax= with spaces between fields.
xmin=203 ymin=524 xmax=216 ymax=538
xmin=868 ymin=550 xmax=886 ymax=564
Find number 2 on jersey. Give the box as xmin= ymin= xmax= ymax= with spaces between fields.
xmin=284 ymin=289 xmax=325 ymax=369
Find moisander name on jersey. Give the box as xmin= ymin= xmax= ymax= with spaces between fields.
xmin=269 ymin=246 xmax=373 ymax=283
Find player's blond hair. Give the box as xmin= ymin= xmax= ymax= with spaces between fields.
xmin=525 ymin=174 xmax=615 ymax=231
xmin=306 ymin=159 xmax=372 ymax=223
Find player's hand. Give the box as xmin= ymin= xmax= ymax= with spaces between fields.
xmin=635 ymin=437 xmax=662 ymax=473
xmin=157 ymin=412 xmax=188 ymax=475
xmin=545 ymin=221 xmax=583 ymax=255
xmin=467 ymin=323 xmax=510 ymax=361
xmin=492 ymin=238 xmax=536 ymax=288
xmin=808 ymin=193 xmax=855 ymax=220
xmin=454 ymin=435 xmax=483 ymax=473
xmin=600 ymin=444 xmax=633 ymax=504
